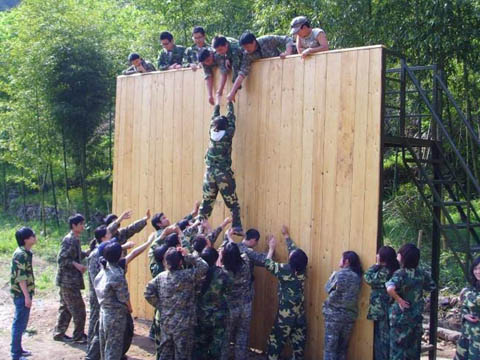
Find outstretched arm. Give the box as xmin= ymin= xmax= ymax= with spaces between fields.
xmin=125 ymin=232 xmax=156 ymax=265
xmin=281 ymin=225 xmax=298 ymax=254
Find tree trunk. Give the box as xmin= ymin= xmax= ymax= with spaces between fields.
xmin=40 ymin=168 xmax=48 ymax=236
xmin=61 ymin=124 xmax=71 ymax=209
xmin=49 ymin=162 xmax=60 ymax=227
xmin=2 ymin=162 xmax=7 ymax=211
xmin=80 ymin=140 xmax=90 ymax=222
xmin=21 ymin=168 xmax=26 ymax=219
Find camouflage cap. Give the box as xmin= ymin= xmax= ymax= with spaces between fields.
xmin=290 ymin=16 xmax=309 ymax=35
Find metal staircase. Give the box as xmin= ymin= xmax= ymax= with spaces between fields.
xmin=382 ymin=50 xmax=480 ymax=360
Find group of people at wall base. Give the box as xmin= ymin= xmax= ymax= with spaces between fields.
xmin=9 ymin=13 xmax=480 ymax=360
xmin=122 ymin=16 xmax=329 ymax=106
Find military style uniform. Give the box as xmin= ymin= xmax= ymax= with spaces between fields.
xmin=86 ymin=247 xmax=102 ymax=360
xmin=144 ymin=254 xmax=208 ymax=360
xmin=157 ymin=45 xmax=186 ymax=71
xmin=54 ymin=231 xmax=87 ymax=341
xmin=184 ymin=44 xmax=211 ymax=67
xmin=10 ymin=246 xmax=35 ymax=298
xmin=323 ymin=267 xmax=362 ymax=360
xmin=199 ymin=102 xmax=242 ymax=231
xmin=95 ymin=262 xmax=130 ymax=360
xmin=364 ymin=265 xmax=392 ymax=360
xmin=385 ymin=267 xmax=436 ymax=360
xmin=204 ymin=38 xmax=244 ymax=83
xmin=264 ymin=237 xmax=307 ymax=360
xmin=193 ymin=266 xmax=233 ymax=360
xmin=239 ymin=35 xmax=294 ymax=77
xmin=223 ymin=250 xmax=252 ymax=360
xmin=122 ymin=59 xmax=156 ymax=75
xmin=107 ymin=217 xmax=147 ymax=246
xmin=455 ymin=285 xmax=480 ymax=359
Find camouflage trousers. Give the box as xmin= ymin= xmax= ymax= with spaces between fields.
xmin=373 ymin=319 xmax=390 ymax=360
xmin=266 ymin=308 xmax=306 ymax=360
xmin=99 ymin=306 xmax=132 ymax=360
xmin=226 ymin=301 xmax=252 ymax=360
xmin=453 ymin=324 xmax=480 ymax=360
xmin=323 ymin=320 xmax=354 ymax=360
xmin=53 ymin=287 xmax=86 ymax=340
xmin=199 ymin=167 xmax=242 ymax=229
xmin=86 ymin=293 xmax=101 ymax=360
xmin=389 ymin=321 xmax=422 ymax=360
xmin=193 ymin=313 xmax=228 ymax=360
xmin=157 ymin=322 xmax=194 ymax=360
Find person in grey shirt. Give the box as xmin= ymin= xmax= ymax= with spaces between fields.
xmin=290 ymin=16 xmax=329 ymax=59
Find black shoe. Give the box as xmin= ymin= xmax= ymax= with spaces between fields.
xmin=53 ymin=334 xmax=73 ymax=342
xmin=232 ymin=227 xmax=244 ymax=236
xmin=21 ymin=349 xmax=32 ymax=357
xmin=73 ymin=333 xmax=87 ymax=344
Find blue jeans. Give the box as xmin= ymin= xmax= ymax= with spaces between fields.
xmin=11 ymin=295 xmax=31 ymax=360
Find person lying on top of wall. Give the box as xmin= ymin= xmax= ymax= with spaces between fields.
xmin=290 ymin=16 xmax=329 ymax=60
xmin=226 ymin=31 xmax=294 ymax=102
xmin=157 ymin=31 xmax=186 ymax=71
xmin=183 ymin=26 xmax=212 ymax=71
xmin=198 ymin=36 xmax=244 ymax=106
xmin=122 ymin=53 xmax=156 ymax=75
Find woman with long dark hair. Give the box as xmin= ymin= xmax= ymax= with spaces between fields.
xmin=221 ymin=232 xmax=252 ymax=360
xmin=386 ymin=243 xmax=436 ymax=360
xmin=454 ymin=256 xmax=480 ymax=360
xmin=364 ymin=246 xmax=399 ymax=360
xmin=322 ymin=250 xmax=363 ymax=359
xmin=192 ymin=247 xmax=232 ymax=360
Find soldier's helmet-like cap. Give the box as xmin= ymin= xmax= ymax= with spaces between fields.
xmin=290 ymin=16 xmax=309 ymax=35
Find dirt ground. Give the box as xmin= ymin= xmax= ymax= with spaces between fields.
xmin=0 ymin=256 xmax=456 ymax=360
xmin=0 ymin=284 xmax=266 ymax=359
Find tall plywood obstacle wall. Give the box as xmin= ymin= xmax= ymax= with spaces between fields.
xmin=113 ymin=45 xmax=384 ymax=359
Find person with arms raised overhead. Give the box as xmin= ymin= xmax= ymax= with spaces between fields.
xmin=197 ymin=96 xmax=243 ymax=235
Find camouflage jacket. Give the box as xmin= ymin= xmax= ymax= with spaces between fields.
xmin=265 ymin=237 xmax=305 ymax=313
xmin=386 ymin=267 xmax=436 ymax=326
xmin=460 ymin=286 xmax=480 ymax=339
xmin=198 ymin=266 xmax=233 ymax=320
xmin=157 ymin=45 xmax=186 ymax=71
xmin=94 ymin=262 xmax=129 ymax=310
xmin=225 ymin=252 xmax=253 ymax=307
xmin=56 ymin=231 xmax=87 ymax=289
xmin=183 ymin=225 xmax=223 ymax=252
xmin=87 ymin=247 xmax=102 ymax=304
xmin=364 ymin=264 xmax=392 ymax=321
xmin=144 ymin=254 xmax=208 ymax=332
xmin=323 ymin=267 xmax=362 ymax=322
xmin=122 ymin=60 xmax=156 ymax=75
xmin=10 ymin=246 xmax=35 ymax=297
xmin=184 ymin=43 xmax=211 ymax=66
xmin=239 ymin=35 xmax=294 ymax=77
xmin=107 ymin=218 xmax=147 ymax=246
xmin=205 ymin=102 xmax=235 ymax=169
xmin=148 ymin=213 xmax=194 ymax=276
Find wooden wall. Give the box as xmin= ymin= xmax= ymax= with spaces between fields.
xmin=113 ymin=45 xmax=384 ymax=359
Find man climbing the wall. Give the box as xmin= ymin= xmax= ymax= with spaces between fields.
xmin=198 ymin=96 xmax=243 ymax=235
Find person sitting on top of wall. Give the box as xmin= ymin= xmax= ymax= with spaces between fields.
xmin=122 ymin=53 xmax=156 ymax=75
xmin=290 ymin=16 xmax=329 ymax=59
xmin=226 ymin=32 xmax=294 ymax=102
xmin=157 ymin=31 xmax=185 ymax=71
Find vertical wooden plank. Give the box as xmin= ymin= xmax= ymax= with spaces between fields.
xmin=193 ymin=70 xmax=206 ymax=202
xmin=182 ymin=70 xmax=195 ymax=214
xmin=308 ymin=53 xmax=327 ymax=357
xmin=172 ymin=71 xmax=184 ymax=220
xmin=318 ymin=51 xmax=342 ymax=352
xmin=162 ymin=72 xmax=175 ymax=225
